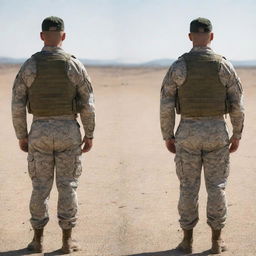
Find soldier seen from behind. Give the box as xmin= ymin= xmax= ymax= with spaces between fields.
xmin=160 ymin=18 xmax=244 ymax=254
xmin=12 ymin=16 xmax=95 ymax=253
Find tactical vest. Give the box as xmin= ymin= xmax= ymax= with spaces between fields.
xmin=176 ymin=52 xmax=229 ymax=117
xmin=28 ymin=51 xmax=77 ymax=116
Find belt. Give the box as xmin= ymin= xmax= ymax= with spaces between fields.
xmin=181 ymin=115 xmax=224 ymax=121
xmin=33 ymin=114 xmax=77 ymax=121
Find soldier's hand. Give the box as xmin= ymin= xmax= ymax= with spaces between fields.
xmin=165 ymin=138 xmax=176 ymax=154
xmin=229 ymin=137 xmax=240 ymax=153
xmin=82 ymin=137 xmax=93 ymax=153
xmin=19 ymin=138 xmax=28 ymax=152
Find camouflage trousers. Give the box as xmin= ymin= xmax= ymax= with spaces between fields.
xmin=27 ymin=119 xmax=82 ymax=230
xmin=174 ymin=119 xmax=230 ymax=230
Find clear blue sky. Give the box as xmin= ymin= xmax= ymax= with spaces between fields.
xmin=1 ymin=0 xmax=256 ymax=62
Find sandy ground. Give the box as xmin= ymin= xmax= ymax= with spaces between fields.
xmin=0 ymin=65 xmax=255 ymax=256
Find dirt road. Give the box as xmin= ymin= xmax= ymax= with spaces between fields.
xmin=0 ymin=66 xmax=255 ymax=256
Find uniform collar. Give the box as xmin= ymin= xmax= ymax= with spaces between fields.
xmin=41 ymin=46 xmax=64 ymax=53
xmin=190 ymin=46 xmax=213 ymax=53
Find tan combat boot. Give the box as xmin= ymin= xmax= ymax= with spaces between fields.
xmin=176 ymin=229 xmax=193 ymax=254
xmin=27 ymin=228 xmax=44 ymax=252
xmin=211 ymin=228 xmax=227 ymax=254
xmin=61 ymin=228 xmax=81 ymax=254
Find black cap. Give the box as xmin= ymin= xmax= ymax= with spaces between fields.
xmin=42 ymin=16 xmax=64 ymax=31
xmin=190 ymin=17 xmax=212 ymax=33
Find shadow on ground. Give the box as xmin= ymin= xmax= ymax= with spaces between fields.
xmin=125 ymin=248 xmax=212 ymax=256
xmin=0 ymin=248 xmax=66 ymax=256
xmin=0 ymin=248 xmax=34 ymax=256
xmin=0 ymin=248 xmax=212 ymax=256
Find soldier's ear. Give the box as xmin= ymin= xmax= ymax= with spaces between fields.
xmin=210 ymin=32 xmax=214 ymax=41
xmin=61 ymin=32 xmax=66 ymax=41
xmin=188 ymin=33 xmax=193 ymax=41
xmin=40 ymin=32 xmax=44 ymax=41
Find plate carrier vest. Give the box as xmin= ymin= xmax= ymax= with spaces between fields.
xmin=176 ymin=51 xmax=229 ymax=117
xmin=27 ymin=51 xmax=78 ymax=116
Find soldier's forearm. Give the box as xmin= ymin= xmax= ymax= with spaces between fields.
xmin=229 ymin=113 xmax=244 ymax=139
xmin=12 ymin=78 xmax=28 ymax=139
xmin=12 ymin=105 xmax=28 ymax=139
xmin=160 ymin=107 xmax=175 ymax=140
xmin=80 ymin=112 xmax=95 ymax=139
xmin=12 ymin=117 xmax=28 ymax=139
xmin=230 ymin=120 xmax=244 ymax=139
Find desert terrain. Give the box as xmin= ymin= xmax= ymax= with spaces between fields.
xmin=0 ymin=65 xmax=255 ymax=256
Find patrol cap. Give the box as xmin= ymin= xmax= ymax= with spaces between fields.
xmin=190 ymin=17 xmax=212 ymax=33
xmin=42 ymin=16 xmax=64 ymax=31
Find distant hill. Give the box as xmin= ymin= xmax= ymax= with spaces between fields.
xmin=140 ymin=58 xmax=256 ymax=67
xmin=1 ymin=56 xmax=256 ymax=68
xmin=0 ymin=57 xmax=26 ymax=64
xmin=80 ymin=59 xmax=129 ymax=66
xmin=230 ymin=60 xmax=256 ymax=67
xmin=140 ymin=58 xmax=175 ymax=67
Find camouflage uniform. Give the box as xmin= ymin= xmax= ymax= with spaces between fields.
xmin=12 ymin=46 xmax=95 ymax=229
xmin=160 ymin=46 xmax=244 ymax=230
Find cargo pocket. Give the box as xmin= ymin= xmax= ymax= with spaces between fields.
xmin=27 ymin=154 xmax=36 ymax=179
xmin=73 ymin=155 xmax=82 ymax=179
xmin=223 ymin=152 xmax=230 ymax=178
xmin=174 ymin=155 xmax=184 ymax=180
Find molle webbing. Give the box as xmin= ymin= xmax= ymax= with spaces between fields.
xmin=28 ymin=52 xmax=77 ymax=116
xmin=177 ymin=52 xmax=227 ymax=117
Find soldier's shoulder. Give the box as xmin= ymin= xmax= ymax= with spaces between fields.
xmin=174 ymin=56 xmax=185 ymax=65
xmin=65 ymin=53 xmax=89 ymax=84
xmin=219 ymin=55 xmax=236 ymax=74
xmin=169 ymin=57 xmax=186 ymax=74
xmin=220 ymin=56 xmax=233 ymax=66
xmin=218 ymin=54 xmax=241 ymax=87
xmin=164 ymin=57 xmax=186 ymax=86
xmin=23 ymin=55 xmax=36 ymax=67
xmin=19 ymin=56 xmax=37 ymax=76
xmin=67 ymin=54 xmax=85 ymax=69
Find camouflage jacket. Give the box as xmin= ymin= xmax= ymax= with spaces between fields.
xmin=160 ymin=46 xmax=244 ymax=140
xmin=12 ymin=46 xmax=95 ymax=139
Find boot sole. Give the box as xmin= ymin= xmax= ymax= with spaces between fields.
xmin=61 ymin=247 xmax=80 ymax=254
xmin=176 ymin=245 xmax=192 ymax=254
xmin=27 ymin=247 xmax=43 ymax=253
xmin=211 ymin=246 xmax=227 ymax=254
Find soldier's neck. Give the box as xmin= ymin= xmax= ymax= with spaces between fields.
xmin=192 ymin=42 xmax=211 ymax=47
xmin=44 ymin=42 xmax=62 ymax=47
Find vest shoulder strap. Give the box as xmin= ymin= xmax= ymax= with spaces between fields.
xmin=31 ymin=52 xmax=41 ymax=59
xmin=179 ymin=52 xmax=225 ymax=61
xmin=178 ymin=53 xmax=188 ymax=59
xmin=31 ymin=51 xmax=72 ymax=61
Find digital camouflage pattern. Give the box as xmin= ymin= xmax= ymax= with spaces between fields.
xmin=175 ymin=119 xmax=229 ymax=230
xmin=160 ymin=46 xmax=244 ymax=140
xmin=160 ymin=46 xmax=244 ymax=230
xmin=28 ymin=120 xmax=82 ymax=229
xmin=12 ymin=46 xmax=95 ymax=229
xmin=12 ymin=46 xmax=95 ymax=139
